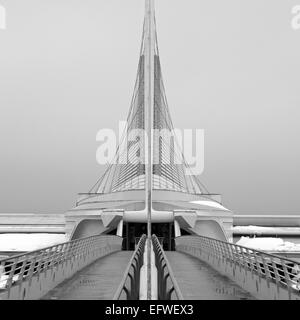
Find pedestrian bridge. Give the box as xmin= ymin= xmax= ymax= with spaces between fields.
xmin=1 ymin=234 xmax=300 ymax=300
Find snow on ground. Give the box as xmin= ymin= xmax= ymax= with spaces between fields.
xmin=0 ymin=233 xmax=67 ymax=252
xmin=0 ymin=269 xmax=20 ymax=289
xmin=236 ymin=236 xmax=300 ymax=252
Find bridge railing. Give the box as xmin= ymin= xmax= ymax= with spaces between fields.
xmin=113 ymin=234 xmax=147 ymax=300
xmin=176 ymin=235 xmax=300 ymax=299
xmin=152 ymin=235 xmax=183 ymax=300
xmin=0 ymin=235 xmax=122 ymax=300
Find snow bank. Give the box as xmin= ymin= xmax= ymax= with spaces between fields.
xmin=0 ymin=233 xmax=67 ymax=252
xmin=236 ymin=236 xmax=300 ymax=252
xmin=0 ymin=272 xmax=20 ymax=289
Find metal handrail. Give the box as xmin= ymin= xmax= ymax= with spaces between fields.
xmin=113 ymin=234 xmax=147 ymax=300
xmin=176 ymin=235 xmax=300 ymax=294
xmin=0 ymin=235 xmax=122 ymax=293
xmin=152 ymin=235 xmax=183 ymax=300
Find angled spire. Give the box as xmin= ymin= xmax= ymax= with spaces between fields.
xmin=144 ymin=0 xmax=155 ymax=217
xmin=89 ymin=0 xmax=209 ymax=196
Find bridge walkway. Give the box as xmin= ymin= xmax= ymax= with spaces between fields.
xmin=42 ymin=251 xmax=133 ymax=300
xmin=166 ymin=251 xmax=255 ymax=300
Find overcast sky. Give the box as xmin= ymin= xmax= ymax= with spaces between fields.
xmin=0 ymin=0 xmax=299 ymax=215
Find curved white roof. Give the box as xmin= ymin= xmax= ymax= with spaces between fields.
xmin=190 ymin=200 xmax=230 ymax=211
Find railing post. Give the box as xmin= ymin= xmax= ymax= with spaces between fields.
xmin=281 ymin=259 xmax=292 ymax=298
xmin=27 ymin=256 xmax=37 ymax=288
xmin=254 ymin=253 xmax=263 ymax=276
xmin=6 ymin=258 xmax=18 ymax=290
xmin=271 ymin=259 xmax=281 ymax=295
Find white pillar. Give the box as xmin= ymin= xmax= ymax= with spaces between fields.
xmin=117 ymin=219 xmax=123 ymax=237
xmin=144 ymin=0 xmax=155 ymax=300
xmin=174 ymin=220 xmax=181 ymax=237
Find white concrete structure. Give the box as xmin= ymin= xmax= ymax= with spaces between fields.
xmin=64 ymin=0 xmax=233 ymax=245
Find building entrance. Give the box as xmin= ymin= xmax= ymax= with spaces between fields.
xmin=123 ymin=222 xmax=174 ymax=251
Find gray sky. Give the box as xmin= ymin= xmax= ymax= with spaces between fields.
xmin=0 ymin=0 xmax=299 ymax=214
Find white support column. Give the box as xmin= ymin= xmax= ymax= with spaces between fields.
xmin=117 ymin=220 xmax=123 ymax=237
xmin=144 ymin=0 xmax=155 ymax=300
xmin=174 ymin=220 xmax=181 ymax=237
xmin=144 ymin=0 xmax=155 ymax=238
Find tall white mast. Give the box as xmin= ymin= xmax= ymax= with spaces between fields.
xmin=144 ymin=0 xmax=155 ymax=300
xmin=144 ymin=0 xmax=155 ymax=240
